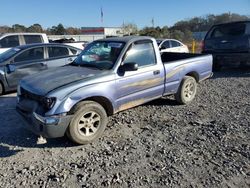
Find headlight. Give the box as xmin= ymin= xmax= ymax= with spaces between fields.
xmin=42 ymin=97 xmax=56 ymax=110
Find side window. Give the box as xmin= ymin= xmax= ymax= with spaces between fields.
xmin=123 ymin=42 xmax=156 ymax=67
xmin=24 ymin=35 xmax=42 ymax=44
xmin=14 ymin=47 xmax=44 ymax=62
xmin=210 ymin=28 xmax=223 ymax=38
xmin=162 ymin=41 xmax=170 ymax=48
xmin=171 ymin=40 xmax=181 ymax=47
xmin=48 ymin=47 xmax=69 ymax=58
xmin=0 ymin=35 xmax=20 ymax=48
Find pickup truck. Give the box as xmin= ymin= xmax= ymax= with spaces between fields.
xmin=0 ymin=33 xmax=49 ymax=54
xmin=16 ymin=36 xmax=213 ymax=144
xmin=0 ymin=33 xmax=86 ymax=54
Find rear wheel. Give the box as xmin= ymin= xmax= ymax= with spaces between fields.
xmin=0 ymin=83 xmax=3 ymax=95
xmin=67 ymin=101 xmax=108 ymax=144
xmin=175 ymin=76 xmax=197 ymax=104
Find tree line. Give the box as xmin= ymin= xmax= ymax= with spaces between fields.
xmin=0 ymin=23 xmax=81 ymax=35
xmin=139 ymin=13 xmax=249 ymax=42
xmin=0 ymin=13 xmax=249 ymax=42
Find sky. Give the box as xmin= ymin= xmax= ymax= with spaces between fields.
xmin=0 ymin=0 xmax=249 ymax=29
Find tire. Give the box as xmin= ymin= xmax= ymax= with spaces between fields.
xmin=67 ymin=101 xmax=108 ymax=144
xmin=175 ymin=76 xmax=197 ymax=105
xmin=0 ymin=83 xmax=3 ymax=95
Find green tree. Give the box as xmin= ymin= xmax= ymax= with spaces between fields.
xmin=65 ymin=27 xmax=81 ymax=35
xmin=0 ymin=26 xmax=12 ymax=33
xmin=160 ymin=26 xmax=170 ymax=38
xmin=27 ymin=24 xmax=43 ymax=33
xmin=49 ymin=23 xmax=66 ymax=35
xmin=183 ymin=30 xmax=193 ymax=42
xmin=170 ymin=30 xmax=185 ymax=41
xmin=140 ymin=27 xmax=161 ymax=38
xmin=122 ymin=23 xmax=138 ymax=35
xmin=12 ymin=24 xmax=26 ymax=32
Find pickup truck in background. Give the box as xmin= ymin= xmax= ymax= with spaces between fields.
xmin=0 ymin=33 xmax=86 ymax=54
xmin=0 ymin=33 xmax=49 ymax=54
xmin=202 ymin=21 xmax=250 ymax=70
xmin=16 ymin=36 xmax=213 ymax=144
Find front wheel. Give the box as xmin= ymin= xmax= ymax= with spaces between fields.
xmin=67 ymin=101 xmax=108 ymax=144
xmin=175 ymin=76 xmax=197 ymax=105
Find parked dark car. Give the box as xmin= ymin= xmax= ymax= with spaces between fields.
xmin=202 ymin=21 xmax=250 ymax=70
xmin=0 ymin=43 xmax=81 ymax=95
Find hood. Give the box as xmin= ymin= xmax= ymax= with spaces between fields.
xmin=20 ymin=65 xmax=103 ymax=96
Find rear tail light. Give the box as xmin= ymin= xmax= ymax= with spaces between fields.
xmin=201 ymin=40 xmax=205 ymax=52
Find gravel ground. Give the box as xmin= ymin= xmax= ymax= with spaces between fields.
xmin=0 ymin=68 xmax=249 ymax=188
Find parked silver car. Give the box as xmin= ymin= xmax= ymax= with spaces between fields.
xmin=0 ymin=43 xmax=81 ymax=95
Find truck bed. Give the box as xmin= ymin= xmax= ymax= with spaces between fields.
xmin=161 ymin=52 xmax=213 ymax=96
xmin=161 ymin=52 xmax=209 ymax=63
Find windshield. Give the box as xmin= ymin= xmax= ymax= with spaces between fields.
xmin=210 ymin=23 xmax=246 ymax=38
xmin=0 ymin=48 xmax=21 ymax=62
xmin=72 ymin=41 xmax=125 ymax=70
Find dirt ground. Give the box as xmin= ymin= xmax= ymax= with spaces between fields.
xmin=0 ymin=68 xmax=249 ymax=188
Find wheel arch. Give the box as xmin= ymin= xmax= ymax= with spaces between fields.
xmin=185 ymin=71 xmax=199 ymax=82
xmin=68 ymin=96 xmax=114 ymax=116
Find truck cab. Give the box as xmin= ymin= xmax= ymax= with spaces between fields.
xmin=0 ymin=33 xmax=49 ymax=54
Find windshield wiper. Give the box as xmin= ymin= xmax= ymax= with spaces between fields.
xmin=78 ymin=63 xmax=104 ymax=70
xmin=70 ymin=61 xmax=79 ymax=66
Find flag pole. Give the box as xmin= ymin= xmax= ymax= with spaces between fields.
xmin=101 ymin=6 xmax=103 ymax=26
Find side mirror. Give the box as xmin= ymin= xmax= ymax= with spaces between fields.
xmin=7 ymin=64 xmax=16 ymax=73
xmin=119 ymin=62 xmax=138 ymax=72
xmin=160 ymin=46 xmax=166 ymax=50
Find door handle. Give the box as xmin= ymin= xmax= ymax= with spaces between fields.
xmin=68 ymin=58 xmax=73 ymax=62
xmin=40 ymin=62 xmax=47 ymax=66
xmin=153 ymin=70 xmax=160 ymax=75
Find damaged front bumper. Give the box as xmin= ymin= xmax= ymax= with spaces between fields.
xmin=16 ymin=106 xmax=72 ymax=138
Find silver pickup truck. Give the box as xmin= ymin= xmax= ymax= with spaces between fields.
xmin=16 ymin=36 xmax=213 ymax=144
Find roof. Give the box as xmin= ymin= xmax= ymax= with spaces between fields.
xmin=0 ymin=32 xmax=46 ymax=38
xmin=212 ymin=20 xmax=250 ymax=27
xmin=96 ymin=36 xmax=154 ymax=43
xmin=15 ymin=43 xmax=80 ymax=50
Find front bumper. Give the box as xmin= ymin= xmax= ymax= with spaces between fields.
xmin=16 ymin=106 xmax=72 ymax=138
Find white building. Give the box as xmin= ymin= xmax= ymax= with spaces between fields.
xmin=81 ymin=27 xmax=123 ymax=37
xmin=48 ymin=27 xmax=124 ymax=42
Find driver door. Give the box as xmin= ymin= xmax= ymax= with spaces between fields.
xmin=115 ymin=40 xmax=165 ymax=112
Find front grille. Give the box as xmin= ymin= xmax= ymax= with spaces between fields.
xmin=20 ymin=87 xmax=42 ymax=102
xmin=19 ymin=87 xmax=47 ymax=115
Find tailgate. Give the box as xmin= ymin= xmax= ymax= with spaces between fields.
xmin=205 ymin=36 xmax=249 ymax=53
